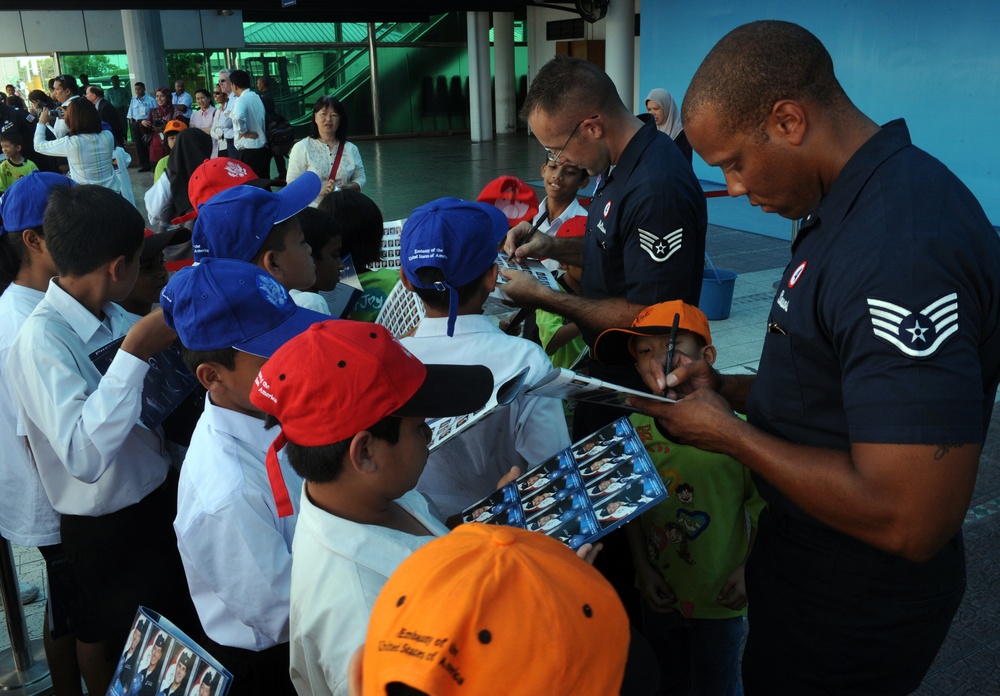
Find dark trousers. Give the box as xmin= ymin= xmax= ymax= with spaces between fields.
xmin=238 ymin=147 xmax=271 ymax=179
xmin=201 ymin=640 xmax=296 ymax=696
xmin=129 ymin=120 xmax=150 ymax=167
xmin=742 ymin=507 xmax=965 ymax=695
xmin=59 ymin=470 xmax=202 ymax=647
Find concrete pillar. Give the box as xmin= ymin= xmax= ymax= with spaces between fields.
xmin=604 ymin=0 xmax=636 ymax=112
xmin=121 ymin=10 xmax=167 ymax=90
xmin=467 ymin=11 xmax=493 ymax=142
xmin=493 ymin=12 xmax=516 ymax=134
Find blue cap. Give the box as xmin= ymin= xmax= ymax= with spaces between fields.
xmin=160 ymin=257 xmax=329 ymax=358
xmin=400 ymin=197 xmax=508 ymax=336
xmin=0 ymin=172 xmax=75 ymax=234
xmin=191 ymin=171 xmax=322 ymax=262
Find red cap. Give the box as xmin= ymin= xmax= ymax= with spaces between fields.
xmin=249 ymin=321 xmax=493 ymax=516
xmin=555 ymin=214 xmax=587 ymax=238
xmin=476 ymin=175 xmax=539 ymax=226
xmin=171 ymin=158 xmax=258 ymax=225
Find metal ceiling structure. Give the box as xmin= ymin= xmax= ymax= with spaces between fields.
xmin=1 ymin=1 xmax=530 ymax=23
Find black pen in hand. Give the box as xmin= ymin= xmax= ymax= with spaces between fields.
xmin=666 ymin=312 xmax=680 ymax=385
xmin=518 ymin=210 xmax=549 ymax=251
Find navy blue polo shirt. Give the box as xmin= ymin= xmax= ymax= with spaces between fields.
xmin=747 ymin=119 xmax=1000 ymax=519
xmin=582 ymin=116 xmax=707 ymax=349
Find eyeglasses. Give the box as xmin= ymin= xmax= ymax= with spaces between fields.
xmin=545 ymin=115 xmax=597 ymax=164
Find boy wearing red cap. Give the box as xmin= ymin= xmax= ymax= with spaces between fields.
xmin=594 ymin=301 xmax=764 ymax=696
xmin=398 ymin=197 xmax=570 ymax=517
xmin=160 ymin=258 xmax=328 ymax=696
xmin=249 ymin=321 xmax=493 ymax=696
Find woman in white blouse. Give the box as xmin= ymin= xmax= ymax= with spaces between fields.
xmin=286 ymin=95 xmax=365 ymax=207
xmin=210 ymin=85 xmax=234 ymax=158
xmin=33 ymin=98 xmax=119 ymax=193
xmin=189 ymin=88 xmax=216 ymax=152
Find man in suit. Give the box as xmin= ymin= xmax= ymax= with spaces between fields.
xmin=85 ymin=84 xmax=125 ymax=146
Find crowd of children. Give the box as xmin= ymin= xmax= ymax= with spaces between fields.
xmin=0 ymin=119 xmax=755 ymax=696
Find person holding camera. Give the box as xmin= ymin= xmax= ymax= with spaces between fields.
xmin=33 ymin=98 xmax=119 ymax=192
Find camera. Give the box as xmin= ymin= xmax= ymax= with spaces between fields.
xmin=51 ymin=108 xmax=64 ymax=119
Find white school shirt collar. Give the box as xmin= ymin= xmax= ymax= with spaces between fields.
xmin=45 ymin=277 xmax=132 ymax=343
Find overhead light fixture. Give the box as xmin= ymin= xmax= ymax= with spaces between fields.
xmin=217 ymin=10 xmax=234 ymax=16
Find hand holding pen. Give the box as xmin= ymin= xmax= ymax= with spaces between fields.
xmin=666 ymin=312 xmax=680 ymax=379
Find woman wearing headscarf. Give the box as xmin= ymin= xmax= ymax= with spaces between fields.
xmin=644 ymin=87 xmax=692 ymax=164
xmin=145 ymin=128 xmax=213 ymax=232
xmin=142 ymin=86 xmax=183 ymax=165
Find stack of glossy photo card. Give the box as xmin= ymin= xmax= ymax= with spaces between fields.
xmin=107 ymin=607 xmax=232 ymax=696
xmin=460 ymin=416 xmax=667 ymax=549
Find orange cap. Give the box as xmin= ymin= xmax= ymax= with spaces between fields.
xmin=164 ymin=119 xmax=187 ymax=135
xmin=362 ymin=523 xmax=629 ymax=696
xmin=593 ymin=300 xmax=712 ymax=364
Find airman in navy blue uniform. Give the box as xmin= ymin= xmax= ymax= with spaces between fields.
xmin=632 ymin=20 xmax=1000 ymax=696
xmin=501 ymin=56 xmax=707 ymax=435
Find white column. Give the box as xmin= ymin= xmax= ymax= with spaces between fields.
xmin=604 ymin=0 xmax=636 ymax=111
xmin=121 ymin=10 xmax=167 ymax=91
xmin=493 ymin=12 xmax=516 ymax=134
xmin=467 ymin=11 xmax=494 ymax=143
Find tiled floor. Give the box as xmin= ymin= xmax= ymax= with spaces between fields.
xmin=2 ymin=132 xmax=997 ymax=694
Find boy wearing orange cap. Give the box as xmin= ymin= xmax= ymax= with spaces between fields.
xmin=347 ymin=523 xmax=629 ymax=696
xmin=594 ymin=300 xmax=765 ymax=696
xmin=249 ymin=321 xmax=494 ymax=696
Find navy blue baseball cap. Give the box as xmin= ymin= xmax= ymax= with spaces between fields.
xmin=191 ymin=171 xmax=322 ymax=263
xmin=0 ymin=172 xmax=75 ymax=234
xmin=400 ymin=197 xmax=508 ymax=336
xmin=160 ymin=257 xmax=328 ymax=357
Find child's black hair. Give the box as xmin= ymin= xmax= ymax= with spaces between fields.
xmin=410 ymin=266 xmax=489 ymax=313
xmin=319 ymin=190 xmax=383 ymax=269
xmin=263 ymin=414 xmax=402 ymax=483
xmin=43 ymin=185 xmax=143 ymax=277
xmin=0 ymin=130 xmax=22 ymax=147
xmin=180 ymin=346 xmax=239 ymax=377
xmin=297 ymin=207 xmax=342 ymax=262
xmin=0 ymin=233 xmax=28 ymax=293
xmin=386 ymin=685 xmax=428 ymax=696
xmin=250 ymin=217 xmax=296 ymax=265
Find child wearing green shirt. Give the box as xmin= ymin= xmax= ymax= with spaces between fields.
xmin=594 ymin=300 xmax=764 ymax=696
xmin=0 ymin=131 xmax=38 ymax=193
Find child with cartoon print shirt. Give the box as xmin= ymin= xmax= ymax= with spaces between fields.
xmin=594 ymin=300 xmax=765 ymax=696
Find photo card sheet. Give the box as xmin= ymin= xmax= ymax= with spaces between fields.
xmin=525 ymin=367 xmax=675 ymax=413
xmin=107 ymin=606 xmax=232 ymax=696
xmin=428 ymin=366 xmax=530 ymax=451
xmin=461 ymin=416 xmax=667 ymax=549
